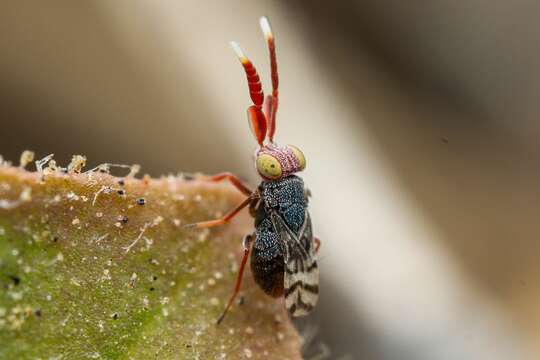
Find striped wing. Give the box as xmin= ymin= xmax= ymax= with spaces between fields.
xmin=271 ymin=211 xmax=319 ymax=317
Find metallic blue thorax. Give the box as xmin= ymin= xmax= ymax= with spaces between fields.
xmin=257 ymin=175 xmax=306 ymax=233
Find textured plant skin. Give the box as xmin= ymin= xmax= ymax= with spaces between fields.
xmin=0 ymin=166 xmax=302 ymax=359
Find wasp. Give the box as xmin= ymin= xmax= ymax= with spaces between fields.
xmin=187 ymin=17 xmax=320 ymax=324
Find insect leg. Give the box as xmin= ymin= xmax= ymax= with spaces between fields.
xmin=217 ymin=233 xmax=254 ymax=325
xmin=248 ymin=194 xmax=261 ymax=218
xmin=203 ymin=172 xmax=252 ymax=196
xmin=314 ymin=236 xmax=321 ymax=253
xmin=184 ymin=196 xmax=251 ymax=229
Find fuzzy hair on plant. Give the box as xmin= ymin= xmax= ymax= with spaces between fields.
xmin=0 ymin=152 xmax=303 ymax=359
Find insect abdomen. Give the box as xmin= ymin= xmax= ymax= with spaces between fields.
xmin=250 ymin=217 xmax=284 ymax=297
xmin=250 ymin=247 xmax=284 ymax=297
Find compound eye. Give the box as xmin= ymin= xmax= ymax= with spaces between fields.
xmin=288 ymin=145 xmax=306 ymax=171
xmin=256 ymin=154 xmax=282 ymax=179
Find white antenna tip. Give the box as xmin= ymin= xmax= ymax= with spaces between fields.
xmin=230 ymin=41 xmax=248 ymax=63
xmin=259 ymin=16 xmax=273 ymax=40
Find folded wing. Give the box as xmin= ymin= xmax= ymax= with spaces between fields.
xmin=271 ymin=212 xmax=319 ymax=317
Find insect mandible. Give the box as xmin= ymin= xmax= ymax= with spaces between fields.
xmin=186 ymin=16 xmax=320 ymax=324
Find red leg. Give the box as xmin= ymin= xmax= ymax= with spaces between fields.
xmin=204 ymin=172 xmax=253 ymax=196
xmin=217 ymin=234 xmax=254 ymax=324
xmin=185 ymin=197 xmax=251 ymax=229
xmin=314 ymin=236 xmax=321 ymax=253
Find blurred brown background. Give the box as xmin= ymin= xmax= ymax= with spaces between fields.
xmin=2 ymin=1 xmax=540 ymax=359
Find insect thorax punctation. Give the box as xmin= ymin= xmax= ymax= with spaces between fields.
xmin=259 ymin=175 xmax=306 ymax=232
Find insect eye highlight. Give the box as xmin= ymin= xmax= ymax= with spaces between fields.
xmin=256 ymin=154 xmax=282 ymax=179
xmin=288 ymin=145 xmax=306 ymax=171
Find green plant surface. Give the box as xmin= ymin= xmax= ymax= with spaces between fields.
xmin=0 ymin=166 xmax=302 ymax=359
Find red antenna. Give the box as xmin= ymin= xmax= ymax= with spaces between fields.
xmin=230 ymin=41 xmax=267 ymax=146
xmin=260 ymin=16 xmax=278 ymax=143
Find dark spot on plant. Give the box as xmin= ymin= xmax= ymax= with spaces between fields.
xmin=118 ymin=179 xmax=125 ymax=186
xmin=34 ymin=309 xmax=42 ymax=317
xmin=117 ymin=215 xmax=129 ymax=223
xmin=150 ymin=287 xmax=155 ymax=291
xmin=117 ymin=189 xmax=125 ymax=195
xmin=137 ymin=198 xmax=146 ymax=206
xmin=8 ymin=275 xmax=21 ymax=286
